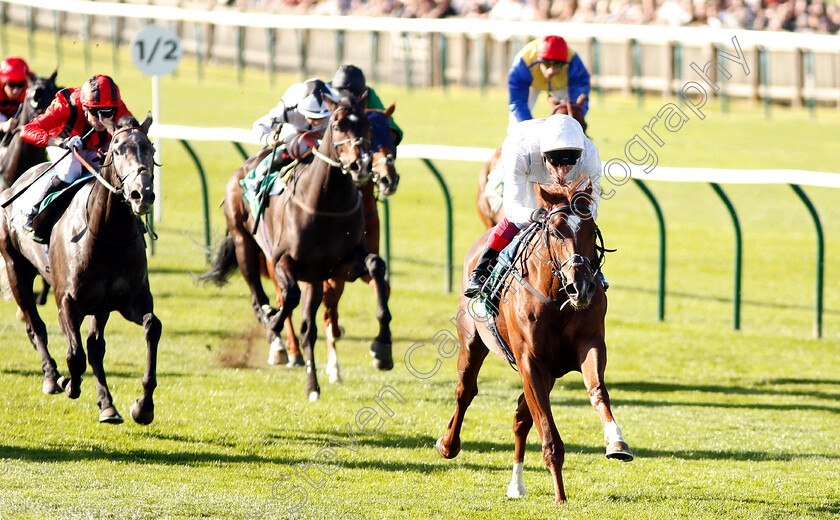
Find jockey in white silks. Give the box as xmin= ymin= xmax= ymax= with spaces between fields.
xmin=248 ymin=78 xmax=340 ymax=184
xmin=464 ymin=113 xmax=604 ymax=298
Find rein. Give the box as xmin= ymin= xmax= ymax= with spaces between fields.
xmin=73 ymin=149 xmax=120 ymax=194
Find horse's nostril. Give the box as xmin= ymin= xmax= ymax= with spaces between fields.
xmin=565 ymin=283 xmax=578 ymax=297
xmin=130 ymin=190 xmax=142 ymax=201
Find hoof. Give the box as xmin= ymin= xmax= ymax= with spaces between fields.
xmin=99 ymin=406 xmax=124 ymax=424
xmin=286 ymin=353 xmax=305 ymax=368
xmin=606 ymin=440 xmax=634 ymax=461
xmin=267 ymin=336 xmax=288 ymax=366
xmin=308 ymin=391 xmax=321 ymax=402
xmin=506 ymin=482 xmax=526 ymax=499
xmin=130 ymin=399 xmax=154 ymax=425
xmin=325 ymin=324 xmax=345 ymax=343
xmin=42 ymin=376 xmax=62 ymax=395
xmin=370 ymin=339 xmax=393 ymax=371
xmin=59 ymin=376 xmax=82 ymax=399
xmin=435 ymin=437 xmax=460 ymax=459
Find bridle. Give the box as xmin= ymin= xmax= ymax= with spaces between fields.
xmin=309 ymin=105 xmax=371 ymax=178
xmin=74 ymin=126 xmax=154 ymax=200
xmin=534 ymin=204 xmax=610 ymax=293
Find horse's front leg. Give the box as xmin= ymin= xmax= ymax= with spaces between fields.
xmin=322 ymin=278 xmax=345 ymax=383
xmin=364 ymin=253 xmax=392 ymax=370
xmin=56 ymin=296 xmax=86 ymax=400
xmin=86 ymin=313 xmax=123 ymax=424
xmin=298 ymin=281 xmax=324 ymax=401
xmin=436 ymin=319 xmax=489 ymax=460
xmin=120 ymin=289 xmax=161 ymax=425
xmin=518 ymin=360 xmax=566 ymax=504
xmin=578 ymin=339 xmax=634 ymax=461
xmin=269 ymin=253 xmax=300 ymax=341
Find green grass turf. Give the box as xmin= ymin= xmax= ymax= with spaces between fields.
xmin=1 ymin=24 xmax=839 ymax=520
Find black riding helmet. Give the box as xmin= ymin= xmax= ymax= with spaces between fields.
xmin=332 ymin=65 xmax=366 ymax=98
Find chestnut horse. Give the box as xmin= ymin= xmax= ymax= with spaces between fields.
xmin=200 ymin=93 xmax=393 ymax=401
xmin=476 ymin=94 xmax=588 ymax=229
xmin=0 ymin=115 xmax=160 ymax=424
xmin=436 ymin=177 xmax=632 ymax=504
xmin=269 ymin=107 xmax=399 ymax=383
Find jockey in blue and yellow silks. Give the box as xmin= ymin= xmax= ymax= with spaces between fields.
xmin=507 ymin=36 xmax=590 ymax=132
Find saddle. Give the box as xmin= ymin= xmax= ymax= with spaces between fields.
xmin=472 ymin=223 xmax=540 ymax=368
xmin=240 ymin=152 xmax=296 ymax=221
xmin=30 ymin=174 xmax=94 ymax=244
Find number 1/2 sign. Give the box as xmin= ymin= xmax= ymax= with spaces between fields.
xmin=130 ymin=25 xmax=182 ymax=77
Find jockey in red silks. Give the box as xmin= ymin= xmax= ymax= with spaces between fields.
xmin=0 ymin=56 xmax=30 ymax=135
xmin=464 ymin=114 xmax=604 ymax=299
xmin=507 ymin=35 xmax=591 ymax=133
xmin=19 ymin=74 xmax=133 ymax=234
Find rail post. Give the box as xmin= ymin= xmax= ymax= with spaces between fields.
xmin=633 ymin=179 xmax=666 ymax=321
xmin=710 ymin=183 xmax=742 ymax=331
xmin=790 ymin=184 xmax=824 ymax=338
xmin=420 ymin=159 xmax=453 ymax=293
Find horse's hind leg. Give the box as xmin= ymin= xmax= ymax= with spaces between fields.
xmin=298 ymin=281 xmax=323 ymax=401
xmin=364 ymin=253 xmax=393 ymax=370
xmin=122 ymin=291 xmax=161 ymax=425
xmin=436 ymin=328 xmax=489 ymax=459
xmin=322 ymin=278 xmax=345 ymax=383
xmin=86 ymin=314 xmax=123 ymax=424
xmin=1 ymin=248 xmax=61 ymax=393
xmin=507 ymin=378 xmax=557 ymax=498
xmin=579 ymin=341 xmax=634 ymax=461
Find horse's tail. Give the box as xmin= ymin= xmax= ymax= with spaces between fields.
xmin=196 ymin=234 xmax=238 ymax=286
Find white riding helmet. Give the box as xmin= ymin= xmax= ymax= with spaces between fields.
xmin=297 ymin=80 xmax=339 ymax=120
xmin=539 ymin=113 xmax=584 ymax=152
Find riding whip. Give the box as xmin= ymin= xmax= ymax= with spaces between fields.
xmin=0 ymin=126 xmax=96 ymax=208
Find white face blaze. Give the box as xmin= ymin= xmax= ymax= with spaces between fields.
xmin=565 ymin=213 xmax=581 ymax=237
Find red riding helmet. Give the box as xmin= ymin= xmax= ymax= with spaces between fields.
xmin=80 ymin=75 xmax=121 ymax=107
xmin=0 ymin=56 xmax=30 ymax=84
xmin=536 ymin=36 xmax=569 ymax=63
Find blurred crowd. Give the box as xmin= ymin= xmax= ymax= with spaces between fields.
xmin=215 ymin=0 xmax=840 ymax=33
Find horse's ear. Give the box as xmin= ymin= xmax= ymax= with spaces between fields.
xmin=358 ymin=89 xmax=369 ymax=108
xmin=324 ymin=96 xmax=338 ymax=113
xmin=575 ymin=93 xmax=587 ymax=106
xmin=536 ymin=183 xmax=564 ymax=207
xmin=140 ymin=112 xmax=153 ymax=134
xmin=102 ymin=117 xmax=117 ymax=135
xmin=50 ymin=68 xmax=58 ymax=84
xmin=384 ymin=101 xmax=395 ymax=119
xmin=26 ymin=70 xmax=35 ymax=83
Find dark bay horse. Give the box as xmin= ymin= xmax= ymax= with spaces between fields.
xmin=0 ymin=115 xmax=160 ymax=424
xmin=476 ymin=94 xmax=588 ymax=229
xmin=0 ymin=70 xmax=60 ymax=190
xmin=436 ymin=178 xmax=632 ymax=504
xmin=201 ymin=93 xmax=393 ymax=401
xmin=268 ymin=106 xmax=400 ymax=384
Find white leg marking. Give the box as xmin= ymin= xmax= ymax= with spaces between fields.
xmin=506 ymin=462 xmax=526 ymax=498
xmin=604 ymin=420 xmax=625 ymax=444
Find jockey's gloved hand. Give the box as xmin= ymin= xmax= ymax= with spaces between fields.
xmin=530 ymin=207 xmax=548 ymax=222
xmin=61 ymin=135 xmax=84 ymax=151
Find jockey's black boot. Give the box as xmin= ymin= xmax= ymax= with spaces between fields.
xmin=464 ymin=245 xmax=500 ymax=298
xmin=21 ymin=175 xmax=68 ymax=236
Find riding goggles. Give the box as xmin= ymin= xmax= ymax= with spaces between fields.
xmin=541 ymin=59 xmax=568 ymax=68
xmin=543 ymin=149 xmax=582 ymax=167
xmin=88 ymin=106 xmax=117 ymax=119
xmin=5 ymin=81 xmax=26 ymax=89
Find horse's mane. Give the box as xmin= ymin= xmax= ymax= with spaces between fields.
xmin=541 ymin=175 xmax=592 ymax=207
